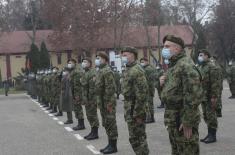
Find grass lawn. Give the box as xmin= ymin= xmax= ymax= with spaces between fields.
xmin=0 ymin=88 xmax=26 ymax=95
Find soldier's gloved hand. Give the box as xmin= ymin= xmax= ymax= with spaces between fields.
xmin=211 ymin=97 xmax=217 ymax=111
xmin=159 ymin=75 xmax=166 ymax=87
xmin=179 ymin=124 xmax=192 ymax=140
xmin=107 ymin=103 xmax=113 ymax=113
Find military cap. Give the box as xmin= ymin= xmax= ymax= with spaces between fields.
xmin=52 ymin=66 xmax=59 ymax=70
xmin=96 ymin=52 xmax=109 ymax=61
xmin=198 ymin=49 xmax=211 ymax=58
xmin=121 ymin=46 xmax=138 ymax=57
xmin=163 ymin=35 xmax=185 ymax=48
xmin=140 ymin=57 xmax=148 ymax=62
xmin=67 ymin=58 xmax=77 ymax=63
xmin=82 ymin=57 xmax=92 ymax=64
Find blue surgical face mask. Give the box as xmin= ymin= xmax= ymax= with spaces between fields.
xmin=164 ymin=59 xmax=170 ymax=65
xmin=198 ymin=56 xmax=204 ymax=63
xmin=161 ymin=48 xmax=172 ymax=59
xmin=82 ymin=62 xmax=87 ymax=68
xmin=140 ymin=62 xmax=145 ymax=67
xmin=95 ymin=59 xmax=101 ymax=66
xmin=122 ymin=57 xmax=128 ymax=64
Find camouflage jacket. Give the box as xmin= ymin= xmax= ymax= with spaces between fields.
xmin=122 ymin=61 xmax=148 ymax=122
xmin=51 ymin=73 xmax=61 ymax=98
xmin=69 ymin=67 xmax=83 ymax=100
xmin=81 ymin=68 xmax=96 ymax=102
xmin=199 ymin=60 xmax=221 ymax=101
xmin=226 ymin=65 xmax=235 ymax=83
xmin=95 ymin=64 xmax=116 ymax=107
xmin=142 ymin=64 xmax=156 ymax=96
xmin=161 ymin=52 xmax=202 ymax=127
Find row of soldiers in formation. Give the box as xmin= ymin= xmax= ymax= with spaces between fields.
xmin=25 ymin=34 xmax=235 ymax=155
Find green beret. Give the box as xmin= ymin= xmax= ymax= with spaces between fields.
xmin=121 ymin=46 xmax=138 ymax=57
xmin=140 ymin=57 xmax=148 ymax=62
xmin=163 ymin=35 xmax=185 ymax=48
xmin=198 ymin=49 xmax=211 ymax=58
xmin=97 ymin=52 xmax=109 ymax=61
xmin=67 ymin=58 xmax=77 ymax=63
xmin=82 ymin=57 xmax=92 ymax=64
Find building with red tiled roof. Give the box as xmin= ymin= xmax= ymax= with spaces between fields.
xmin=0 ymin=25 xmax=194 ymax=79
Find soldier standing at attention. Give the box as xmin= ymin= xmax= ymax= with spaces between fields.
xmin=68 ymin=59 xmax=85 ymax=129
xmin=81 ymin=57 xmax=99 ymax=140
xmin=121 ymin=47 xmax=149 ymax=155
xmin=113 ymin=67 xmax=121 ymax=99
xmin=227 ymin=60 xmax=235 ymax=99
xmin=198 ymin=50 xmax=220 ymax=144
xmin=160 ymin=35 xmax=202 ymax=155
xmin=140 ymin=57 xmax=156 ymax=123
xmin=95 ymin=52 xmax=118 ymax=154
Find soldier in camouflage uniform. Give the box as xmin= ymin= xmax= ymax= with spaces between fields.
xmin=121 ymin=47 xmax=149 ymax=155
xmin=210 ymin=56 xmax=224 ymax=117
xmin=198 ymin=49 xmax=220 ymax=144
xmin=49 ymin=67 xmax=61 ymax=114
xmin=160 ymin=35 xmax=202 ymax=155
xmin=140 ymin=57 xmax=156 ymax=123
xmin=113 ymin=67 xmax=121 ymax=99
xmin=155 ymin=65 xmax=165 ymax=109
xmin=95 ymin=52 xmax=118 ymax=154
xmin=227 ymin=61 xmax=235 ymax=99
xmin=81 ymin=57 xmax=99 ymax=140
xmin=68 ymin=59 xmax=85 ymax=129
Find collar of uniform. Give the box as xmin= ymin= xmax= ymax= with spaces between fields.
xmin=169 ymin=51 xmax=186 ymax=67
xmin=99 ymin=63 xmax=107 ymax=69
xmin=143 ymin=64 xmax=149 ymax=68
xmin=126 ymin=61 xmax=137 ymax=68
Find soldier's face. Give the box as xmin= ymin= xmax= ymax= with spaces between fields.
xmin=122 ymin=52 xmax=135 ymax=64
xmin=164 ymin=41 xmax=181 ymax=55
xmin=199 ymin=53 xmax=209 ymax=61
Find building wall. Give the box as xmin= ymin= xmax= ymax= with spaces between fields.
xmin=0 ymin=55 xmax=7 ymax=80
xmin=10 ymin=54 xmax=26 ymax=78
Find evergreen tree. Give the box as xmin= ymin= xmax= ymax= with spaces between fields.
xmin=39 ymin=41 xmax=50 ymax=69
xmin=26 ymin=43 xmax=40 ymax=73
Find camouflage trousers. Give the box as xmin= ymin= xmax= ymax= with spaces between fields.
xmin=54 ymin=96 xmax=62 ymax=111
xmin=146 ymin=95 xmax=154 ymax=118
xmin=167 ymin=126 xmax=199 ymax=155
xmin=74 ymin=103 xmax=84 ymax=120
xmin=85 ymin=101 xmax=99 ymax=128
xmin=216 ymin=92 xmax=222 ymax=115
xmin=201 ymin=101 xmax=218 ymax=129
xmin=99 ymin=103 xmax=118 ymax=140
xmin=127 ymin=120 xmax=149 ymax=155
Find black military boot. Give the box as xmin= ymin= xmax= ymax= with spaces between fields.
xmin=100 ymin=141 xmax=110 ymax=153
xmin=85 ymin=127 xmax=99 ymax=140
xmin=55 ymin=111 xmax=63 ymax=117
xmin=216 ymin=109 xmax=222 ymax=117
xmin=102 ymin=139 xmax=117 ymax=154
xmin=157 ymin=102 xmax=165 ymax=109
xmin=200 ymin=128 xmax=210 ymax=142
xmin=73 ymin=119 xmax=85 ymax=131
xmin=64 ymin=112 xmax=73 ymax=124
xmin=229 ymin=95 xmax=235 ymax=99
xmin=204 ymin=128 xmax=217 ymax=144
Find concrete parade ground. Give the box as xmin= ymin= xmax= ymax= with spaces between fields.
xmin=0 ymin=82 xmax=235 ymax=155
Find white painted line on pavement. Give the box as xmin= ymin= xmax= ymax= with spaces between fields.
xmin=53 ymin=117 xmax=59 ymax=121
xmin=74 ymin=134 xmax=84 ymax=140
xmin=58 ymin=121 xmax=64 ymax=125
xmin=86 ymin=145 xmax=100 ymax=154
xmin=64 ymin=127 xmax=73 ymax=132
xmin=44 ymin=111 xmax=49 ymax=114
xmin=48 ymin=114 xmax=54 ymax=117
